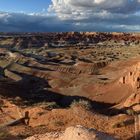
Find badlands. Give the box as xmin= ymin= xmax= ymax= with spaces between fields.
xmin=0 ymin=32 xmax=140 ymax=140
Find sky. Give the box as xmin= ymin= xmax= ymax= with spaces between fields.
xmin=0 ymin=0 xmax=50 ymax=13
xmin=0 ymin=0 xmax=140 ymax=32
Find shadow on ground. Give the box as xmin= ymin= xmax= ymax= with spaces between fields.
xmin=0 ymin=73 xmax=128 ymax=116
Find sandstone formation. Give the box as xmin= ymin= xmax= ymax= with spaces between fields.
xmin=0 ymin=32 xmax=139 ymax=139
xmin=25 ymin=125 xmax=117 ymax=140
xmin=0 ymin=32 xmax=140 ymax=49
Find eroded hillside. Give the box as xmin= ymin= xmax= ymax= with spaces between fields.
xmin=0 ymin=32 xmax=139 ymax=140
xmin=0 ymin=32 xmax=140 ymax=49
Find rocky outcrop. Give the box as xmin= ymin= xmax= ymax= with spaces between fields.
xmin=123 ymin=93 xmax=140 ymax=112
xmin=0 ymin=32 xmax=140 ymax=49
xmin=25 ymin=125 xmax=117 ymax=140
xmin=118 ymin=62 xmax=140 ymax=90
xmin=4 ymin=69 xmax=22 ymax=81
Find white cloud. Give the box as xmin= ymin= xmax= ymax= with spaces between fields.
xmin=46 ymin=0 xmax=140 ymax=31
xmin=49 ymin=0 xmax=140 ymax=20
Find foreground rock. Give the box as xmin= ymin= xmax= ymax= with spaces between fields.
xmin=25 ymin=125 xmax=117 ymax=140
xmin=124 ymin=93 xmax=140 ymax=112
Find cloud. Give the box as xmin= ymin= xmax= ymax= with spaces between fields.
xmin=0 ymin=12 xmax=76 ymax=32
xmin=47 ymin=0 xmax=140 ymax=31
xmin=0 ymin=0 xmax=140 ymax=32
xmin=49 ymin=0 xmax=140 ymax=19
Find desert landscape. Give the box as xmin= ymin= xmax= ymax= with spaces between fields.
xmin=0 ymin=32 xmax=140 ymax=140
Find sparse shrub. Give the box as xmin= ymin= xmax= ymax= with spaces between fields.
xmin=93 ymin=69 xmax=100 ymax=75
xmin=126 ymin=109 xmax=135 ymax=116
xmin=53 ymin=120 xmax=64 ymax=127
xmin=36 ymin=101 xmax=60 ymax=110
xmin=14 ymin=96 xmax=22 ymax=103
xmin=70 ymin=99 xmax=92 ymax=110
xmin=44 ymin=102 xmax=59 ymax=109
xmin=10 ymin=96 xmax=23 ymax=106
xmin=112 ymin=122 xmax=125 ymax=128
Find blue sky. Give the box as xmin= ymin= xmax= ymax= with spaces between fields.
xmin=0 ymin=0 xmax=140 ymax=32
xmin=0 ymin=0 xmax=50 ymax=13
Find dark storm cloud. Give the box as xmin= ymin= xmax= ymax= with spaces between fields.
xmin=0 ymin=12 xmax=76 ymax=32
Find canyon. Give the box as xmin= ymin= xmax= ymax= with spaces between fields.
xmin=0 ymin=32 xmax=139 ymax=140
